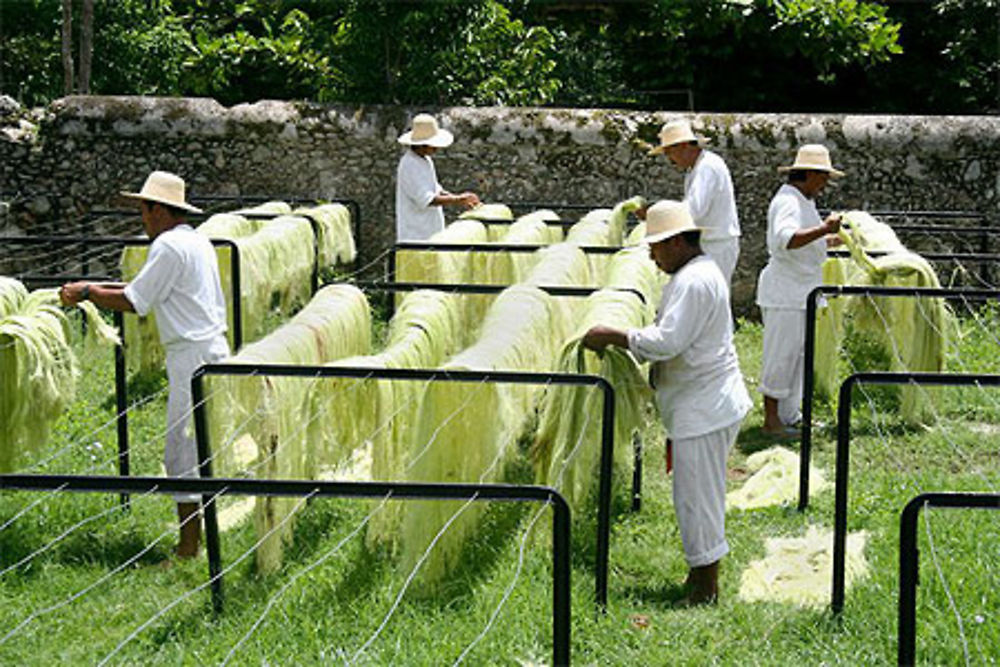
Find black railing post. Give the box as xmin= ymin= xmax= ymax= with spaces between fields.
xmin=631 ymin=432 xmax=642 ymax=513
xmin=550 ymin=491 xmax=572 ymax=666
xmin=191 ymin=369 xmax=223 ymax=614
xmin=799 ymin=286 xmax=824 ymax=511
xmin=113 ymin=310 xmax=130 ymax=508
xmin=898 ymin=495 xmax=922 ymax=666
xmin=595 ymin=377 xmax=615 ymax=610
xmin=831 ymin=374 xmax=856 ymax=615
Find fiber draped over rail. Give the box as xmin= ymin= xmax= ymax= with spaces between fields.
xmin=0 ymin=280 xmax=119 ymax=472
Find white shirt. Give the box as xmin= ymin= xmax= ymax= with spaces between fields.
xmin=684 ymin=150 xmax=740 ymax=242
xmin=396 ymin=149 xmax=445 ymax=241
xmin=124 ymin=224 xmax=228 ymax=349
xmin=756 ymin=183 xmax=828 ymax=310
xmin=627 ymin=255 xmax=751 ymax=439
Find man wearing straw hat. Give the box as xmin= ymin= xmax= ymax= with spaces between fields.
xmin=395 ymin=113 xmax=481 ymax=241
xmin=643 ymin=118 xmax=741 ymax=287
xmin=756 ymin=144 xmax=843 ymax=437
xmin=60 ymin=170 xmax=229 ymax=561
xmin=583 ymin=200 xmax=751 ymax=605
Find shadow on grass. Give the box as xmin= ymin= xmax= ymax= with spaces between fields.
xmin=737 ymin=426 xmax=802 ymax=455
xmin=618 ymin=580 xmax=689 ymax=608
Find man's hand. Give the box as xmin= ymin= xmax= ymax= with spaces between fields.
xmin=458 ymin=192 xmax=481 ymax=209
xmin=635 ymin=205 xmax=648 ymax=221
xmin=583 ymin=325 xmax=628 ymax=352
xmin=823 ymin=213 xmax=842 ymax=235
xmin=59 ymin=281 xmax=89 ymax=306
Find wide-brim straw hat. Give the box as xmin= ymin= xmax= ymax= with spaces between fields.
xmin=777 ymin=143 xmax=845 ymax=178
xmin=120 ymin=170 xmax=202 ymax=213
xmin=649 ymin=118 xmax=706 ymax=155
xmin=398 ymin=113 xmax=454 ymax=148
xmin=642 ymin=200 xmax=702 ymax=245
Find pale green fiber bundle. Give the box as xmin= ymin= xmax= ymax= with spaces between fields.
xmin=231 ymin=201 xmax=293 ymax=216
xmin=197 ymin=212 xmax=265 ymax=238
xmin=533 ymin=289 xmax=651 ymax=511
xmin=605 ymin=247 xmax=665 ymax=321
xmin=0 ymin=276 xmax=28 ymax=317
xmin=606 ymin=196 xmax=645 ymax=246
xmin=305 ymin=290 xmax=467 ymax=551
xmin=395 ymin=219 xmax=489 ymax=285
xmin=816 ymin=211 xmax=951 ymax=422
xmin=515 ymin=209 xmax=563 ymax=244
xmin=625 ymin=222 xmax=646 ymax=246
xmin=486 ymin=213 xmax=561 ymax=283
xmin=522 ymin=243 xmax=592 ymax=334
xmin=293 ymin=203 xmax=357 ymax=267
xmin=460 ymin=203 xmax=514 ymax=242
xmin=566 ymin=214 xmax=617 ymax=284
xmin=207 ymin=284 xmax=371 ymax=572
xmin=398 ymin=285 xmax=568 ymax=589
xmin=0 ymin=285 xmax=119 ymax=471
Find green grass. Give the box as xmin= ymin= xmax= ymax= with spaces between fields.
xmin=1 ymin=314 xmax=998 ymax=664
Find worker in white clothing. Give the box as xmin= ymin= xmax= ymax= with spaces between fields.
xmin=640 ymin=118 xmax=741 ymax=287
xmin=395 ymin=113 xmax=480 ymax=241
xmin=756 ymin=144 xmax=843 ymax=437
xmin=583 ymin=200 xmax=751 ymax=605
xmin=60 ymin=170 xmax=229 ymax=560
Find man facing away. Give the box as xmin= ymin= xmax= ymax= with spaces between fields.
xmin=583 ymin=200 xmax=751 ymax=605
xmin=61 ymin=170 xmax=229 ymax=559
xmin=395 ymin=113 xmax=480 ymax=241
xmin=642 ymin=118 xmax=742 ymax=288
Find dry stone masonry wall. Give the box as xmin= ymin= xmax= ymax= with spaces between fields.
xmin=2 ymin=95 xmax=998 ymax=313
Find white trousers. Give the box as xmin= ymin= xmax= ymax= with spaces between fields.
xmin=759 ymin=307 xmax=805 ymax=426
xmin=672 ymin=421 xmax=741 ymax=567
xmin=702 ymin=237 xmax=740 ymax=289
xmin=165 ymin=336 xmax=230 ymax=503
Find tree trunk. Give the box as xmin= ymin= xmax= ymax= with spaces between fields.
xmin=61 ymin=0 xmax=75 ymax=95
xmin=79 ymin=0 xmax=94 ymax=94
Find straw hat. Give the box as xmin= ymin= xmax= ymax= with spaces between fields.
xmin=397 ymin=113 xmax=454 ymax=147
xmin=777 ymin=144 xmax=845 ymax=178
xmin=642 ymin=200 xmax=701 ymax=245
xmin=120 ymin=170 xmax=202 ymax=213
xmin=649 ymin=119 xmax=704 ymax=155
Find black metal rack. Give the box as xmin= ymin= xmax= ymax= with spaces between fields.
xmin=830 ymin=371 xmax=1000 ymax=615
xmin=191 ymin=362 xmax=621 ymax=611
xmin=798 ymin=285 xmax=1000 ymax=512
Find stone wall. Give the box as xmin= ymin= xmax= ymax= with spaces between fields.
xmin=2 ymin=95 xmax=998 ymax=314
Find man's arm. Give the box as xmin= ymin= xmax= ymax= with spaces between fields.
xmin=60 ymin=281 xmax=135 ymax=312
xmin=786 ymin=213 xmax=842 ymax=250
xmin=432 ymin=191 xmax=481 ymax=209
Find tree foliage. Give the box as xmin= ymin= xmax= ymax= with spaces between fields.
xmin=0 ymin=0 xmax=995 ymax=113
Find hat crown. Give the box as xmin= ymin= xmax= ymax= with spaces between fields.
xmin=121 ymin=170 xmax=202 ymax=213
xmin=779 ymin=143 xmax=844 ymax=177
xmin=644 ymin=200 xmax=696 ymax=244
xmin=657 ymin=119 xmax=697 ymax=147
xmin=410 ymin=114 xmax=440 ymax=142
xmin=140 ymin=171 xmax=186 ymax=204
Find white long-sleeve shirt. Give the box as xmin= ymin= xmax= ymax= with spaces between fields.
xmin=756 ymin=183 xmax=829 ymax=310
xmin=684 ymin=150 xmax=740 ymax=242
xmin=124 ymin=224 xmax=227 ymax=349
xmin=627 ymin=255 xmax=751 ymax=439
xmin=395 ymin=149 xmax=445 ymax=241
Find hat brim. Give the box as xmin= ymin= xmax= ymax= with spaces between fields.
xmin=641 ymin=225 xmax=703 ymax=246
xmin=648 ymin=136 xmax=708 ymax=155
xmin=397 ymin=128 xmax=454 ymax=148
xmin=120 ymin=191 xmax=203 ymax=214
xmin=777 ymin=165 xmax=845 ymax=178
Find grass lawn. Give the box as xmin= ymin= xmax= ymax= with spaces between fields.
xmin=1 ymin=308 xmax=998 ymax=665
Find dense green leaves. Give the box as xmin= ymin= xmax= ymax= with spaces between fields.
xmin=0 ymin=0 xmax=994 ymax=113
